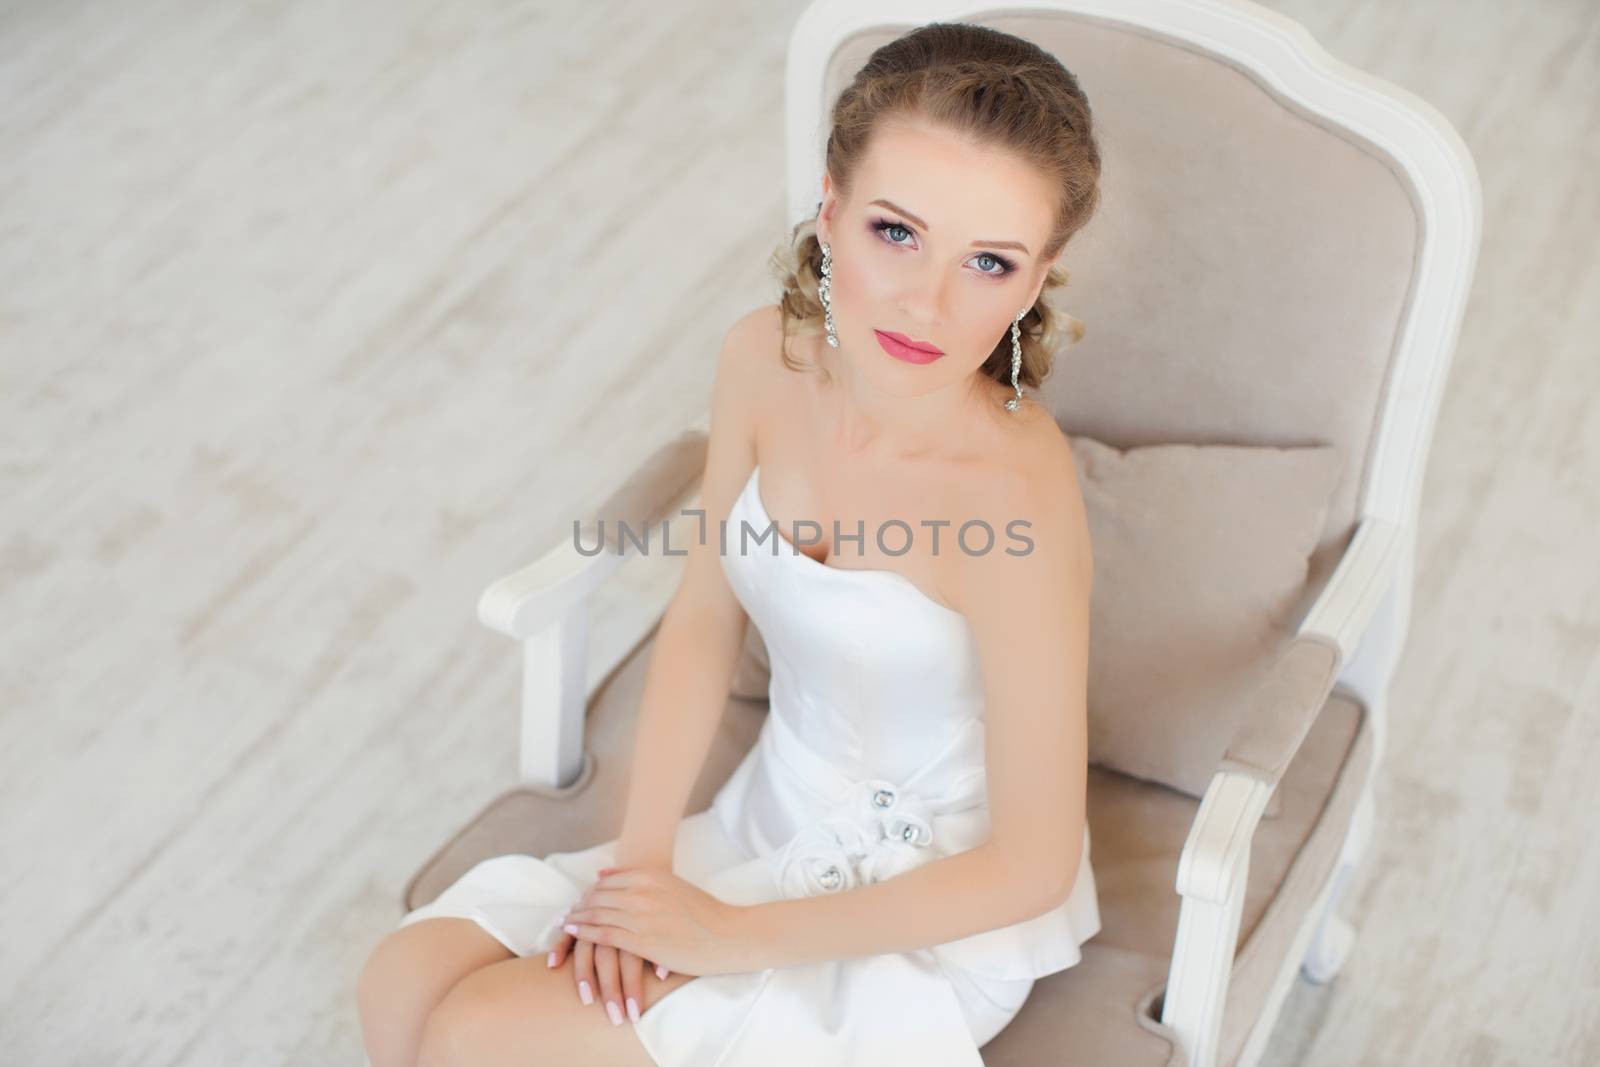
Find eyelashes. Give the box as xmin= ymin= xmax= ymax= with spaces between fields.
xmin=867 ymin=217 xmax=1019 ymax=278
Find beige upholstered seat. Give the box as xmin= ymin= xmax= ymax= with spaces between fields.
xmin=405 ymin=610 xmax=1372 ymax=1066
xmin=403 ymin=3 xmax=1479 ymax=1064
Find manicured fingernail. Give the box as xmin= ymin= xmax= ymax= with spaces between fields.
xmin=627 ymin=996 xmax=640 ymax=1023
xmin=578 ymin=980 xmax=593 ymax=1005
xmin=563 ymin=923 xmax=579 ymax=935
xmin=546 ymin=950 xmax=557 ymax=968
xmin=656 ymin=963 xmax=668 ymax=979
xmin=607 ymin=1000 xmax=623 ymax=1026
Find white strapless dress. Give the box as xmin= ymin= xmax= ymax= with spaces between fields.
xmin=397 ymin=463 xmax=1101 ymax=1064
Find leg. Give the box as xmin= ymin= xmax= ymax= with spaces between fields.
xmin=357 ymin=917 xmax=514 ymax=1067
xmin=1302 ymin=786 xmax=1373 ymax=983
xmin=415 ymin=950 xmax=702 ymax=1067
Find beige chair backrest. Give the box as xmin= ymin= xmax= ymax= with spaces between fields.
xmin=794 ymin=4 xmax=1481 ymax=622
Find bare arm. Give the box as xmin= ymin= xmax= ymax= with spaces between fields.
xmin=611 ymin=308 xmax=770 ymax=868
xmin=611 ymin=603 xmax=748 ymax=868
xmin=733 ymin=842 xmax=1065 ymax=969
xmin=733 ymin=437 xmax=1094 ymax=968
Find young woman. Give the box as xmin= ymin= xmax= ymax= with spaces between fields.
xmin=359 ymin=21 xmax=1104 ymax=1067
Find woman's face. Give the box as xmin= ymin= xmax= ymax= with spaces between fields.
xmin=817 ymin=118 xmax=1059 ymax=400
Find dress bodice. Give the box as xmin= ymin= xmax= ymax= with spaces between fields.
xmin=721 ymin=463 xmax=988 ymax=787
xmin=701 ymin=464 xmax=1101 ymax=981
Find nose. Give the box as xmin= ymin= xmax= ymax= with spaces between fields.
xmin=899 ymin=260 xmax=950 ymax=331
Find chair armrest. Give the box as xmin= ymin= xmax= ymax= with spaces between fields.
xmin=1177 ymin=514 xmax=1398 ymax=905
xmin=1294 ymin=515 xmax=1404 ymax=664
xmin=1214 ymin=633 xmax=1345 ymax=795
xmin=477 ymin=421 xmax=708 ymax=787
xmin=1161 ymin=516 xmax=1400 ymax=1066
xmin=1174 ymin=632 xmax=1345 ymax=911
xmin=1177 ymin=511 xmax=1401 ymax=908
xmin=478 ymin=424 xmax=709 ymax=639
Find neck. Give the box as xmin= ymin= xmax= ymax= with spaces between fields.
xmin=819 ymin=338 xmax=994 ymax=462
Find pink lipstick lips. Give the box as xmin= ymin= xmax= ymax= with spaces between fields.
xmin=874 ymin=329 xmax=945 ymax=364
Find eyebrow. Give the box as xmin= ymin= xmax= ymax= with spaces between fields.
xmin=868 ymin=198 xmax=1032 ymax=254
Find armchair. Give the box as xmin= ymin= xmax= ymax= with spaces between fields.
xmin=403 ymin=2 xmax=1478 ymax=1063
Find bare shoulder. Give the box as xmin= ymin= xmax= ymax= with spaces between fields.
xmin=706 ymin=305 xmax=777 ymax=436
xmin=727 ymin=301 xmax=785 ymax=351
xmin=678 ymin=306 xmax=787 ymax=617
xmin=731 ymin=302 xmax=803 ymax=364
xmin=718 ymin=304 xmax=783 ymax=386
xmin=941 ymin=415 xmax=1093 ymax=620
xmin=718 ymin=302 xmax=805 ymax=411
xmin=702 ymin=301 xmax=809 ymax=474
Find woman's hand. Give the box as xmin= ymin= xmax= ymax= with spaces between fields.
xmin=560 ymin=865 xmax=755 ymax=979
xmin=547 ymin=867 xmax=672 ymax=1026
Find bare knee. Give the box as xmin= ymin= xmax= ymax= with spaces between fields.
xmin=416 ymin=954 xmax=698 ymax=1067
xmin=357 ymin=919 xmax=512 ymax=1067
xmin=357 ymin=931 xmax=437 ymax=1067
xmin=355 ymin=932 xmax=412 ymax=1022
xmin=414 ymin=969 xmax=514 ymax=1067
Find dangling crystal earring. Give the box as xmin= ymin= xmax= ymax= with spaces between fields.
xmin=819 ymin=240 xmax=839 ymax=348
xmin=1004 ymin=307 xmax=1027 ymax=411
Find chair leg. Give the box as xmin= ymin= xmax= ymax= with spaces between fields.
xmin=1301 ymin=903 xmax=1355 ymax=983
xmin=1300 ymin=784 xmax=1373 ymax=983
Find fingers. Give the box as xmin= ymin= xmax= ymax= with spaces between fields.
xmin=580 ymin=870 xmax=667 ymax=981
xmin=573 ymin=936 xmax=597 ymax=1008
xmin=619 ymin=948 xmax=645 ymax=1025
xmin=593 ymin=943 xmax=627 ymax=1027
xmin=546 ymin=928 xmax=574 ymax=970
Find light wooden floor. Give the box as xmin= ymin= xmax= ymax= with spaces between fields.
xmin=1 ymin=1 xmax=1595 ymax=1064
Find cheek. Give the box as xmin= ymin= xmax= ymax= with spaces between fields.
xmin=957 ymin=314 xmax=1021 ymax=376
xmin=831 ymin=243 xmax=888 ymax=308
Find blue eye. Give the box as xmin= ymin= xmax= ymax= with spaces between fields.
xmin=878 ymin=221 xmax=914 ymax=245
xmin=868 ymin=217 xmax=1017 ymax=278
xmin=973 ymin=252 xmax=1008 ymax=275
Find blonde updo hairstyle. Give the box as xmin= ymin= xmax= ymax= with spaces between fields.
xmin=770 ymin=22 xmax=1102 ymax=409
